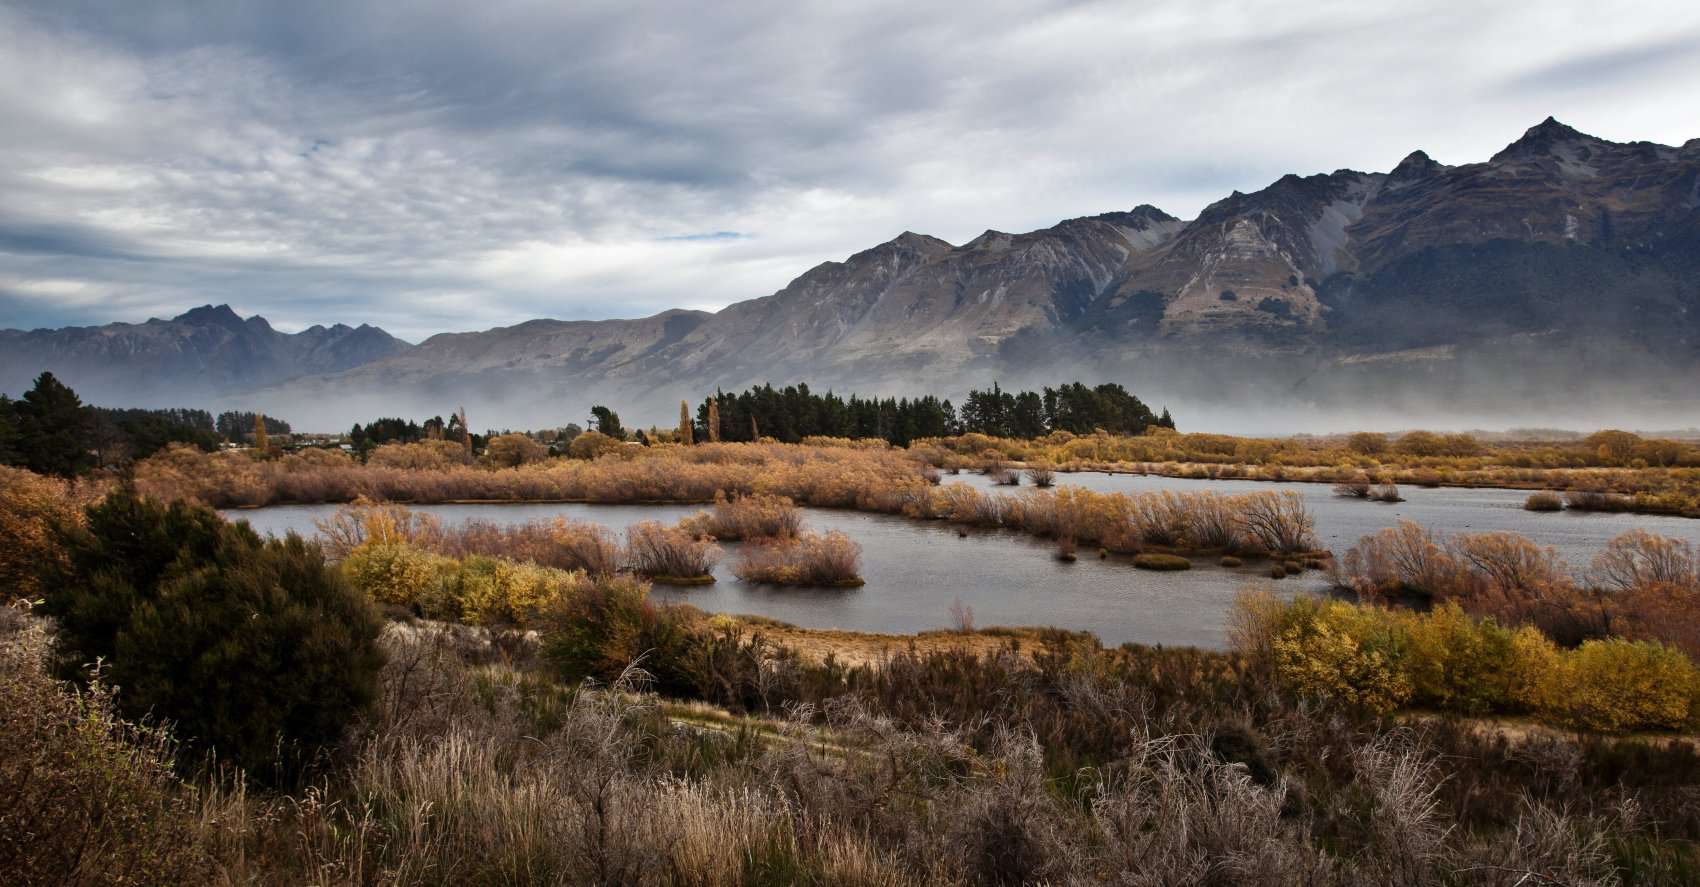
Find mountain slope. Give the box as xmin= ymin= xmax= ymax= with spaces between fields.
xmin=12 ymin=118 xmax=1699 ymax=429
xmin=0 ymin=305 xmax=414 ymax=406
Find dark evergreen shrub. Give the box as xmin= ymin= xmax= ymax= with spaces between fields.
xmin=40 ymin=487 xmax=382 ymax=782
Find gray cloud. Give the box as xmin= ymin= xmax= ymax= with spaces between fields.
xmin=3 ymin=0 xmax=1699 ymax=340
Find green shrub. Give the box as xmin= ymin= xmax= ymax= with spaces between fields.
xmin=541 ymin=574 xmax=700 ymax=694
xmin=1133 ymin=553 xmax=1191 ymax=571
xmin=40 ymin=488 xmax=383 ymax=781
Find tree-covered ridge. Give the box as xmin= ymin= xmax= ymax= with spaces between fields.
xmin=693 ymin=381 xmax=1173 ymax=446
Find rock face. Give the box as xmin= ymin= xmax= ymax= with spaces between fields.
xmin=0 ymin=305 xmax=414 ymax=406
xmin=9 ymin=118 xmax=1700 ymax=428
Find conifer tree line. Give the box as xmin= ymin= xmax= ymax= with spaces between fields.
xmin=1 ymin=372 xmax=227 ymax=476
xmin=215 ymin=411 xmax=292 ymax=440
xmin=690 ymin=381 xmax=1173 ymax=446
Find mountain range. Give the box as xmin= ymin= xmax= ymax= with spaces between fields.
xmin=5 ymin=118 xmax=1697 ymax=431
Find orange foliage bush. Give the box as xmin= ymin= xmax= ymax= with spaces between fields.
xmin=679 ymin=492 xmax=803 ymax=541
xmin=732 ymin=531 xmax=864 ymax=587
xmin=0 ymin=466 xmax=102 ymax=602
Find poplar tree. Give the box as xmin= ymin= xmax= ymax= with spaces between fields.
xmin=678 ymin=401 xmax=693 ymax=444
xmin=707 ymin=400 xmax=721 ymax=443
xmin=253 ymin=413 xmax=268 ymax=452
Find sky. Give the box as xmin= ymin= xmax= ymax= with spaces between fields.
xmin=2 ymin=0 xmax=1699 ymax=342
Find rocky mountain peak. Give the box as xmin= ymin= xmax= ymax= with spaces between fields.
xmin=1388 ymin=150 xmax=1442 ymax=185
xmin=172 ymin=303 xmax=246 ymax=329
xmin=1491 ymin=116 xmax=1594 ymax=162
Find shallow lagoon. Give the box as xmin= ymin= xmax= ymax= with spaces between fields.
xmin=227 ymin=473 xmax=1700 ymax=649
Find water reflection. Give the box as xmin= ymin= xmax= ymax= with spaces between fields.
xmin=225 ymin=473 xmax=1698 ymax=649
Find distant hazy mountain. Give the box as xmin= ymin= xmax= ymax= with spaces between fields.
xmin=0 ymin=304 xmax=413 ymax=407
xmin=11 ymin=118 xmax=1699 ymax=430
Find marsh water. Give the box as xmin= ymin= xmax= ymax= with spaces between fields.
xmin=226 ymin=472 xmax=1700 ymax=650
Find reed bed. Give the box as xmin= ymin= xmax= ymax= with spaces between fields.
xmin=732 ymin=531 xmax=864 ymax=587
xmin=625 ymin=521 xmax=721 ymax=584
xmin=679 ymin=492 xmax=803 ymax=541
xmin=314 ymin=498 xmax=622 ymax=575
xmin=138 ymin=442 xmax=1323 ymax=561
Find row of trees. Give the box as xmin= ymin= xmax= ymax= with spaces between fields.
xmin=688 ymin=384 xmax=959 ymax=446
xmin=348 ymin=412 xmax=484 ymax=457
xmin=681 ymin=381 xmax=1173 ymax=446
xmin=959 ymin=381 xmax=1173 ymax=438
xmin=0 ymin=373 xmax=251 ymax=477
xmin=215 ymin=411 xmax=291 ymax=440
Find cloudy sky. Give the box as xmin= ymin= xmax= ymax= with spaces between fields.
xmin=3 ymin=0 xmax=1698 ymax=341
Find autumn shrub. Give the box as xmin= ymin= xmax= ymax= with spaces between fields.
xmin=1399 ymin=603 xmax=1517 ymax=714
xmin=341 ymin=541 xmax=596 ymax=627
xmin=1368 ymin=483 xmax=1404 ymax=503
xmin=679 ymin=491 xmax=803 ymax=541
xmin=1025 ymin=465 xmax=1056 ymax=487
xmin=1560 ymin=639 xmax=1700 ymax=732
xmin=539 ymin=573 xmax=699 ymax=689
xmin=342 ymin=541 xmax=454 ymax=611
xmin=1524 ymin=491 xmax=1564 ymax=511
xmin=733 ymin=530 xmax=864 ymax=586
xmin=1130 ymin=490 xmax=1192 ymax=546
xmin=0 ymin=611 xmax=208 ymax=884
xmin=1339 ymin=521 xmax=1479 ymax=602
xmin=436 ymin=516 xmax=624 ymax=575
xmin=38 ymin=488 xmax=383 ymax=782
xmin=1612 ymin=582 xmax=1700 ymax=659
xmin=1238 ymin=490 xmax=1317 ymax=554
xmin=442 ymin=556 xmax=595 ymax=627
xmin=1564 ymin=488 xmax=1630 ymax=511
xmin=1187 ymin=492 xmax=1244 ymax=550
xmin=567 ymin=429 xmax=626 ymax=459
xmin=480 ymin=432 xmax=548 ymax=468
xmin=1591 ymin=529 xmax=1699 ymax=593
xmin=367 ymin=439 xmax=469 ymax=470
xmin=0 ymin=465 xmax=91 ymax=602
xmin=313 ymin=496 xmax=445 ymax=559
xmin=625 ymin=520 xmax=720 ymax=582
xmin=1334 ymin=480 xmax=1371 ymax=499
xmin=1266 ymin=597 xmax=1412 ymax=714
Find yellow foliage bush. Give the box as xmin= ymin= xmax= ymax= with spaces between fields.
xmin=1270 ymin=598 xmax=1411 ymax=714
xmin=1505 ymin=626 xmax=1566 ymax=713
xmin=1559 ymin=639 xmax=1700 ymax=733
xmin=1243 ymin=594 xmax=1700 ymax=732
xmin=1398 ymin=603 xmax=1515 ymax=714
xmin=340 ymin=542 xmax=450 ymax=609
xmin=340 ymin=542 xmax=594 ymax=627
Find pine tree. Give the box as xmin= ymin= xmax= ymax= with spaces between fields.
xmin=253 ymin=413 xmax=269 ymax=452
xmin=678 ymin=401 xmax=693 ymax=445
xmin=15 ymin=372 xmax=95 ymax=477
xmin=707 ymin=400 xmax=721 ymax=443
